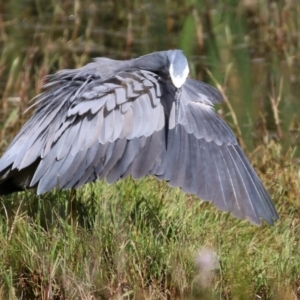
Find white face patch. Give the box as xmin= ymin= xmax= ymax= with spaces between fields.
xmin=169 ymin=64 xmax=190 ymax=88
xmin=169 ymin=53 xmax=190 ymax=88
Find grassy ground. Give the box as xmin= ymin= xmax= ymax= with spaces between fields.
xmin=0 ymin=0 xmax=300 ymax=299
xmin=0 ymin=143 xmax=299 ymax=299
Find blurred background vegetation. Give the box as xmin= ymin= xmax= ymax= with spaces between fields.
xmin=1 ymin=0 xmax=300 ymax=152
xmin=0 ymin=0 xmax=300 ymax=299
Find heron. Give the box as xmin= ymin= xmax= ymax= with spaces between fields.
xmin=0 ymin=49 xmax=278 ymax=225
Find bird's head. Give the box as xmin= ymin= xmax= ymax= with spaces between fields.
xmin=167 ymin=50 xmax=190 ymax=88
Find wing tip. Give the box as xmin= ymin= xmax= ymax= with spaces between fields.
xmin=245 ymin=206 xmax=279 ymax=226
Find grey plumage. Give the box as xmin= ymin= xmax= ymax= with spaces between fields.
xmin=0 ymin=49 xmax=278 ymax=225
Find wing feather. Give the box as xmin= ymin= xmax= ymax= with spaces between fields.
xmin=168 ymin=126 xmax=189 ymax=188
xmin=111 ymin=108 xmax=125 ymax=141
xmin=119 ymin=105 xmax=134 ymax=139
xmin=0 ymin=61 xmax=278 ymax=225
xmin=128 ymin=99 xmax=143 ymax=139
xmin=124 ymin=130 xmax=165 ymax=180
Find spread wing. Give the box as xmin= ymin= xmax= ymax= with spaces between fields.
xmin=0 ymin=70 xmax=278 ymax=225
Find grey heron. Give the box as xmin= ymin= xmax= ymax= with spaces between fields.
xmin=0 ymin=50 xmax=278 ymax=225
